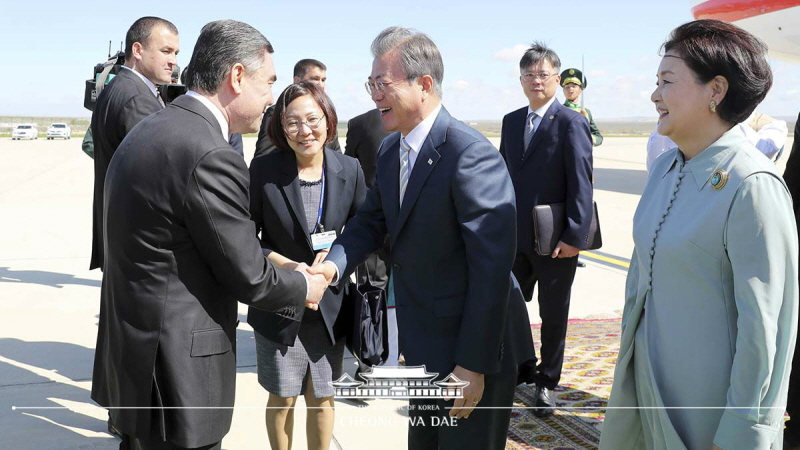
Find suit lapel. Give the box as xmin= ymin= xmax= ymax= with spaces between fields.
xmin=394 ymin=108 xmax=447 ymax=234
xmin=120 ymin=69 xmax=164 ymax=111
xmin=278 ymin=151 xmax=313 ymax=248
xmin=522 ymin=101 xmax=560 ymax=165
xmin=508 ymin=108 xmax=527 ymax=162
xmin=322 ymin=148 xmax=346 ymax=232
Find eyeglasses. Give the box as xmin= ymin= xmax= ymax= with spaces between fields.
xmin=284 ymin=115 xmax=326 ymax=134
xmin=364 ymin=79 xmax=406 ymax=96
xmin=520 ymin=72 xmax=558 ymax=83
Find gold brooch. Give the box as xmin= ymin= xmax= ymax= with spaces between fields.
xmin=710 ymin=169 xmax=728 ymax=190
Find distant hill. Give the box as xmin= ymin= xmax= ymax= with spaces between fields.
xmin=456 ymin=116 xmax=797 ymax=137
xmin=4 ymin=115 xmax=796 ymax=138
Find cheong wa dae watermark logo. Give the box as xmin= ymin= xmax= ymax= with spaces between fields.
xmin=330 ymin=365 xmax=468 ymax=400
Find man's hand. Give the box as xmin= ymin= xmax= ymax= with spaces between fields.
xmin=552 ymin=241 xmax=579 ymax=259
xmin=308 ymin=261 xmax=337 ymax=285
xmin=445 ymin=365 xmax=484 ymax=419
xmin=312 ymin=249 xmax=329 ymax=266
xmin=297 ymin=263 xmax=327 ymax=310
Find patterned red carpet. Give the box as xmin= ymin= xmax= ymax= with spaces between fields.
xmin=506 ymin=318 xmax=621 ymax=450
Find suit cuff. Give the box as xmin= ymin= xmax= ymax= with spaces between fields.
xmin=323 ymin=260 xmax=341 ymax=286
xmin=713 ymin=409 xmax=779 ymax=450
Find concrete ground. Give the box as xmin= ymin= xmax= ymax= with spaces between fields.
xmin=0 ymin=135 xmax=791 ymax=449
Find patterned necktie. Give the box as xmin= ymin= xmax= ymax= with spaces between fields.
xmin=399 ymin=137 xmax=412 ymax=205
xmin=524 ymin=111 xmax=537 ymax=151
xmin=157 ymin=93 xmax=166 ymax=108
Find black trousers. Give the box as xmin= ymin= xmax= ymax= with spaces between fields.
xmin=407 ymin=363 xmax=518 ymax=450
xmin=512 ymin=251 xmax=577 ymax=389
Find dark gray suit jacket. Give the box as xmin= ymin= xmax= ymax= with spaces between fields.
xmin=90 ymin=68 xmax=163 ymax=270
xmin=248 ymin=147 xmax=367 ymax=345
xmin=91 ymin=95 xmax=307 ymax=448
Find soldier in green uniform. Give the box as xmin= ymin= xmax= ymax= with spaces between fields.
xmin=560 ymin=68 xmax=603 ymax=146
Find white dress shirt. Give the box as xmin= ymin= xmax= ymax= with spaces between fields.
xmin=401 ymin=102 xmax=443 ymax=172
xmin=527 ymin=95 xmax=558 ymax=136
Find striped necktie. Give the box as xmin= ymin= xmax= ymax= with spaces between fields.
xmin=399 ymin=137 xmax=412 ymax=205
xmin=524 ymin=111 xmax=537 ymax=151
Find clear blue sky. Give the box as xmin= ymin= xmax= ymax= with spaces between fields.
xmin=1 ymin=0 xmax=798 ymax=121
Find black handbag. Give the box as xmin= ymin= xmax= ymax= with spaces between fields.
xmin=532 ymin=201 xmax=602 ymax=256
xmin=345 ymin=263 xmax=389 ymax=366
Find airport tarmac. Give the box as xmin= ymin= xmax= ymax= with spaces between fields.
xmin=0 ymin=135 xmax=792 ymax=449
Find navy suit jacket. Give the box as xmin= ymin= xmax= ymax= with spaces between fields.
xmin=247 ymin=147 xmax=367 ymax=345
xmin=499 ymin=102 xmax=594 ymax=255
xmin=326 ymin=106 xmax=534 ymax=377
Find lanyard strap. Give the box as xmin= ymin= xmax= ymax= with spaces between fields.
xmin=312 ymin=166 xmax=326 ymax=234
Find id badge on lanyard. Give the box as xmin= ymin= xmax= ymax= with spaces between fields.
xmin=310 ymin=167 xmax=336 ymax=251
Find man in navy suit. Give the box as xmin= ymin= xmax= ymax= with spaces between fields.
xmin=499 ymin=43 xmax=594 ymax=416
xmin=312 ymin=27 xmax=533 ymax=450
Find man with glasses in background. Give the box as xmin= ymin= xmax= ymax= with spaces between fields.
xmin=499 ymin=42 xmax=594 ymax=417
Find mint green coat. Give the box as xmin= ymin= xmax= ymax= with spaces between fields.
xmin=600 ymin=127 xmax=798 ymax=450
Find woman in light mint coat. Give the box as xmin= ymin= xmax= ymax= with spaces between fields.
xmin=599 ymin=20 xmax=798 ymax=450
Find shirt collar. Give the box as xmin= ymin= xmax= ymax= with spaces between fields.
xmin=401 ymin=102 xmax=443 ymax=152
xmin=662 ymin=126 xmax=746 ymax=190
xmin=527 ymin=95 xmax=557 ymax=119
xmin=121 ymin=66 xmax=159 ymax=99
xmin=186 ymin=91 xmax=229 ymax=138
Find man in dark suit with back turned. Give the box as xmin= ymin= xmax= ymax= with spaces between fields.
xmin=311 ymin=27 xmax=534 ymax=450
xmin=91 ymin=20 xmax=328 ymax=450
xmin=89 ymin=16 xmax=179 ymax=271
xmin=344 ymin=107 xmax=391 ymax=290
xmin=499 ymin=42 xmax=594 ymax=417
xmin=345 ymin=108 xmax=390 ymax=187
xmin=344 ymin=108 xmax=394 ymax=368
xmin=252 ymin=58 xmax=340 ymax=161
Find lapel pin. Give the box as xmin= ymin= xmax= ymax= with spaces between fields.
xmin=710 ymin=169 xmax=728 ymax=190
xmin=549 ymin=115 xmax=554 ymax=120
xmin=427 ymin=159 xmax=433 ymax=165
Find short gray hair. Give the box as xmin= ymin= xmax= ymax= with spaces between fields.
xmin=371 ymin=26 xmax=444 ymax=97
xmin=519 ymin=41 xmax=561 ymax=72
xmin=185 ymin=20 xmax=273 ymax=95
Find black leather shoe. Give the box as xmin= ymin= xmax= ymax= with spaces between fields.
xmin=577 ymin=260 xmax=586 ymax=268
xmin=533 ymin=385 xmax=555 ymax=417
